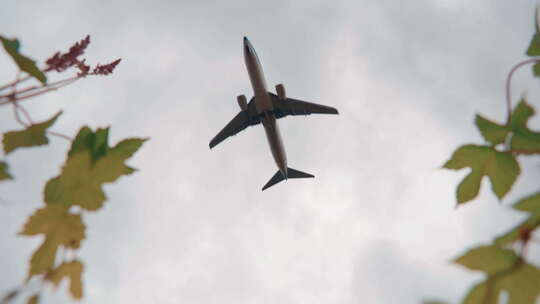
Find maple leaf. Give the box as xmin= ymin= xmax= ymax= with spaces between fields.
xmin=44 ymin=152 xmax=126 ymax=210
xmin=109 ymin=137 xmax=148 ymax=175
xmin=45 ymin=127 xmax=146 ymax=210
xmin=508 ymin=100 xmax=540 ymax=154
xmin=455 ymin=245 xmax=518 ymax=275
xmin=526 ymin=11 xmax=540 ymax=77
xmin=462 ymin=264 xmax=540 ymax=304
xmin=20 ymin=205 xmax=85 ymax=276
xmin=462 ymin=282 xmax=493 ymax=304
xmin=495 ymin=215 xmax=540 ymax=246
xmin=526 ymin=33 xmax=540 ymax=57
xmin=443 ymin=145 xmax=520 ymax=204
xmin=47 ymin=260 xmax=83 ymax=299
xmin=475 ymin=115 xmax=509 ymax=145
xmin=458 ymin=244 xmax=540 ymax=304
xmin=109 ymin=138 xmax=148 ymax=159
xmin=0 ymin=36 xmax=46 ymax=84
xmin=533 ymin=63 xmax=540 ymax=78
xmin=68 ymin=127 xmax=109 ymax=161
xmin=495 ymin=192 xmax=540 ymax=246
xmin=2 ymin=111 xmax=62 ymax=154
xmin=471 ymin=99 xmax=540 ymax=154
xmin=0 ymin=161 xmax=12 ymax=180
xmin=513 ymin=191 xmax=540 ymax=214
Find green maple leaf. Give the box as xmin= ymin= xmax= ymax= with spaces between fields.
xmin=109 ymin=137 xmax=148 ymax=175
xmin=48 ymin=260 xmax=83 ymax=299
xmin=462 ymin=263 xmax=540 ymax=304
xmin=533 ymin=62 xmax=540 ymax=77
xmin=475 ymin=115 xmax=509 ymax=145
xmin=509 ymin=99 xmax=534 ymax=129
xmin=68 ymin=126 xmax=147 ymax=164
xmin=513 ymin=191 xmax=540 ymax=214
xmin=0 ymin=161 xmax=13 ymax=180
xmin=527 ymin=9 xmax=540 ymax=77
xmin=0 ymin=36 xmax=46 ymax=84
xmin=495 ymin=192 xmax=540 ymax=246
xmin=509 ymin=100 xmax=540 ymax=153
xmin=109 ymin=138 xmax=148 ymax=159
xmin=462 ymin=282 xmax=493 ymax=304
xmin=2 ymin=111 xmax=61 ymax=154
xmin=500 ymin=263 xmax=540 ymax=303
xmin=44 ymin=151 xmax=127 ymax=210
xmin=20 ymin=205 xmax=85 ymax=276
xmin=511 ymin=129 xmax=540 ymax=153
xmin=68 ymin=127 xmax=110 ymax=161
xmin=454 ymin=245 xmax=518 ymax=275
xmin=45 ymin=127 xmax=146 ymax=210
xmin=470 ymin=100 xmax=540 ymax=154
xmin=526 ymin=33 xmax=540 ymax=56
xmin=443 ymin=145 xmax=520 ymax=204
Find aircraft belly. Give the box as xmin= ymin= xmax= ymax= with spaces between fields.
xmin=262 ymin=115 xmax=287 ymax=173
xmin=254 ymin=93 xmax=273 ymax=113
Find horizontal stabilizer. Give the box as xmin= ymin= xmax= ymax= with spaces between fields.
xmin=262 ymin=167 xmax=315 ymax=191
xmin=262 ymin=171 xmax=285 ymax=191
xmin=287 ymin=167 xmax=314 ymax=179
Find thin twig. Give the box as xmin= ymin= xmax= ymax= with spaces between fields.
xmin=0 ymin=76 xmax=80 ymax=106
xmin=2 ymin=75 xmax=80 ymax=98
xmin=9 ymin=72 xmax=28 ymax=127
xmin=0 ymin=74 xmax=31 ymax=92
xmin=505 ymin=57 xmax=540 ymax=122
xmin=47 ymin=131 xmax=72 ymax=141
xmin=14 ymin=103 xmax=34 ymax=124
xmin=11 ymin=102 xmax=28 ymax=127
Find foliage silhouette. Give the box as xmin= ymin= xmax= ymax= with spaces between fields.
xmin=0 ymin=35 xmax=145 ymax=303
xmin=443 ymin=7 xmax=540 ymax=304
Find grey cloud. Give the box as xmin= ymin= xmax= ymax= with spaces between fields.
xmin=1 ymin=1 xmax=539 ymax=304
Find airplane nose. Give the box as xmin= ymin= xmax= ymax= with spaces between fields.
xmin=243 ymin=37 xmax=251 ymax=54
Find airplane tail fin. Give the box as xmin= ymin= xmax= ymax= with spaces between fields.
xmin=262 ymin=167 xmax=314 ymax=191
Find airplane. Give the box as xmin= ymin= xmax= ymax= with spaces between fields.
xmin=209 ymin=37 xmax=339 ymax=191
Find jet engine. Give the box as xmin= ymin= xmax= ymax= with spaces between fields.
xmin=276 ymin=84 xmax=286 ymax=100
xmin=237 ymin=94 xmax=247 ymax=111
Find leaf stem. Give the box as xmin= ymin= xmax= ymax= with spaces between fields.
xmin=15 ymin=104 xmax=34 ymax=125
xmin=0 ymin=76 xmax=81 ymax=106
xmin=0 ymin=74 xmax=31 ymax=92
xmin=505 ymin=57 xmax=540 ymax=122
xmin=11 ymin=102 xmax=28 ymax=127
xmin=47 ymin=130 xmax=72 ymax=141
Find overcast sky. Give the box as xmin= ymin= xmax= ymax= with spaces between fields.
xmin=2 ymin=1 xmax=540 ymax=303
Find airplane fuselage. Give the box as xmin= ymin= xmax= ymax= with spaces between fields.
xmin=243 ymin=37 xmax=288 ymax=178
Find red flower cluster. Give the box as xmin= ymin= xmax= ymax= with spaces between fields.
xmin=45 ymin=35 xmax=90 ymax=73
xmin=44 ymin=35 xmax=121 ymax=77
xmin=92 ymin=59 xmax=121 ymax=76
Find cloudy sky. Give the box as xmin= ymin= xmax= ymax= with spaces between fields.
xmin=2 ymin=1 xmax=540 ymax=303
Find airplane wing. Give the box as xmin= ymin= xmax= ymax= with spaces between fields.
xmin=209 ymin=98 xmax=261 ymax=149
xmin=269 ymin=93 xmax=339 ymax=118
